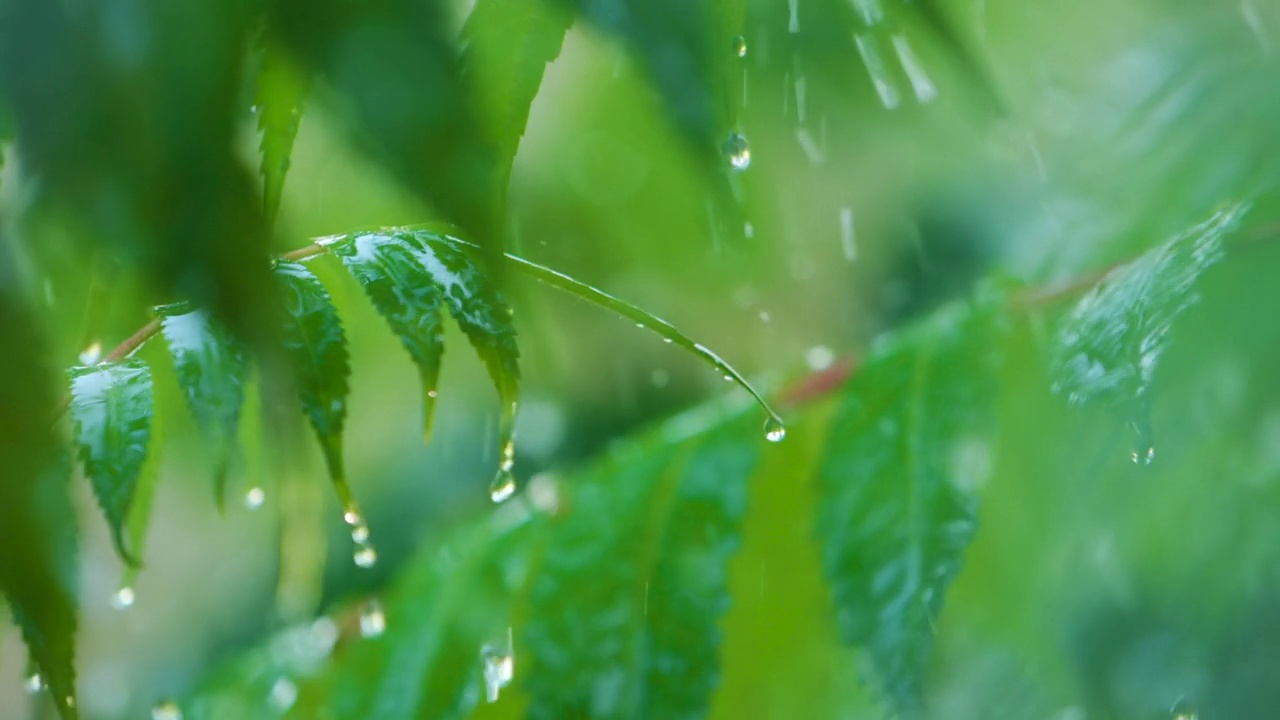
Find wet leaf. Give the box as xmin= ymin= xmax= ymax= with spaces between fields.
xmin=255 ymin=37 xmax=309 ymax=227
xmin=523 ymin=411 xmax=759 ymax=719
xmin=0 ymin=292 xmax=79 ymax=719
xmin=815 ymin=294 xmax=1007 ymax=712
xmin=158 ymin=304 xmax=248 ymax=508
xmin=325 ymin=233 xmax=448 ymax=438
xmin=273 ymin=260 xmax=352 ymax=510
xmin=69 ymin=359 xmax=154 ymax=566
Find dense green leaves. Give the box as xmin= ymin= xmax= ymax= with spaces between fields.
xmin=0 ymin=291 xmax=78 ymax=720
xmin=816 ymin=294 xmax=1007 ymax=713
xmin=68 ymin=359 xmax=154 ymax=566
xmin=158 ymin=304 xmax=248 ymax=507
xmin=1051 ymin=204 xmax=1246 ymax=458
xmin=273 ymin=260 xmax=353 ymax=510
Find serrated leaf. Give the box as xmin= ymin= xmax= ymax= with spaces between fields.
xmin=273 ymin=260 xmax=352 ymax=510
xmin=255 ymin=37 xmax=309 ymax=227
xmin=69 ymin=358 xmax=154 ymax=567
xmin=325 ymin=233 xmax=448 ymax=438
xmin=408 ymin=231 xmax=521 ymax=481
xmin=1051 ymin=203 xmax=1246 ymax=458
xmin=523 ymin=410 xmax=759 ymax=719
xmin=815 ymin=295 xmax=1007 ymax=713
xmin=0 ymin=293 xmax=79 ymax=719
xmin=158 ymin=304 xmax=248 ymax=508
xmin=461 ymin=0 xmax=573 ymax=209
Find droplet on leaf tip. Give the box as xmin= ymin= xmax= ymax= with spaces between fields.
xmin=764 ymin=418 xmax=787 ymax=443
xmin=359 ymin=600 xmax=387 ymax=638
xmin=723 ymin=132 xmax=751 ymax=171
xmin=490 ymin=470 xmax=517 ymax=504
xmin=732 ymin=35 xmax=748 ymax=57
xmin=342 ymin=508 xmax=363 ymax=527
xmin=353 ymin=543 xmax=379 ymax=569
xmin=110 ymin=586 xmax=135 ymax=610
xmin=24 ymin=673 xmax=43 ymax=694
xmin=351 ymin=523 xmax=370 ymax=544
xmin=79 ymin=342 xmax=102 ymax=366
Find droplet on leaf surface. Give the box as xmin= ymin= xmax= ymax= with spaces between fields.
xmin=723 ymin=132 xmax=751 ymax=170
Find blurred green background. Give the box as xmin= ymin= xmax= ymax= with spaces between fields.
xmin=4 ymin=0 xmax=1280 ymax=717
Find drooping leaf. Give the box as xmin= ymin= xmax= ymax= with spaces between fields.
xmin=815 ymin=292 xmax=1008 ymax=713
xmin=68 ymin=358 xmax=154 ymax=566
xmin=157 ymin=303 xmax=248 ymax=508
xmin=273 ymin=260 xmax=352 ymax=511
xmin=323 ymin=233 xmax=448 ymax=438
xmin=269 ymin=0 xmax=505 ymax=265
xmin=0 ymin=290 xmax=79 ymax=719
xmin=460 ymin=0 xmax=574 ymax=218
xmin=407 ymin=231 xmax=521 ymax=488
xmin=523 ymin=407 xmax=759 ymax=719
xmin=1051 ymin=203 xmax=1246 ymax=459
xmin=255 ymin=36 xmax=309 ymax=227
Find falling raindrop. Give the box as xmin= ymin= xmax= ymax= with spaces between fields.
xmin=794 ymin=127 xmax=825 ymax=165
xmin=353 ymin=543 xmax=378 ymax=569
xmin=759 ymin=310 xmax=771 ymax=323
xmin=788 ymin=0 xmax=800 ymax=33
xmin=854 ymin=34 xmax=902 ymax=109
xmin=244 ymin=486 xmax=266 ymax=510
xmin=528 ymin=473 xmax=560 ymax=515
xmin=732 ymin=35 xmax=747 ymax=58
xmin=79 ymin=342 xmax=103 ymax=366
xmin=744 ymin=221 xmax=755 ymax=239
xmin=764 ymin=418 xmax=787 ymax=443
xmin=839 ymin=207 xmax=857 ymax=261
xmin=359 ymin=600 xmax=387 ymax=639
xmin=151 ymin=701 xmax=183 ymax=720
xmin=24 ymin=672 xmax=43 ymax=694
xmin=890 ymin=34 xmax=938 ymax=103
xmin=110 ymin=586 xmax=135 ymax=610
xmin=806 ymin=345 xmax=836 ymax=371
xmin=490 ymin=471 xmax=517 ymax=503
xmin=481 ymin=631 xmax=515 ymax=703
xmin=794 ymin=75 xmax=807 ymax=124
xmin=723 ymin=132 xmax=751 ymax=171
xmin=1131 ymin=446 xmax=1156 ymax=465
xmin=269 ymin=678 xmax=298 ymax=713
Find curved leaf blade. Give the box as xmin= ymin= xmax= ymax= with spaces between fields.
xmin=158 ymin=304 xmax=248 ymax=508
xmin=408 ymin=231 xmax=521 ymax=487
xmin=69 ymin=358 xmax=153 ymax=566
xmin=523 ymin=408 xmax=759 ymax=719
xmin=815 ymin=295 xmax=1007 ymax=713
xmin=255 ymin=37 xmax=309 ymax=227
xmin=273 ymin=260 xmax=353 ymax=511
xmin=0 ymin=293 xmax=79 ymax=719
xmin=324 ymin=233 xmax=448 ymax=438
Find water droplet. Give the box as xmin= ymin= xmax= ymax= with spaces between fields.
xmin=759 ymin=310 xmax=771 ymax=323
xmin=723 ymin=374 xmax=735 ymax=382
xmin=744 ymin=221 xmax=755 ymax=239
xmin=635 ymin=322 xmax=646 ymax=329
xmin=353 ymin=543 xmax=378 ymax=569
xmin=528 ymin=473 xmax=561 ymax=515
xmin=839 ymin=207 xmax=857 ymax=261
xmin=854 ymin=34 xmax=902 ymax=109
xmin=787 ymin=0 xmax=800 ymax=33
xmin=481 ymin=639 xmax=515 ymax=703
xmin=723 ymin=132 xmax=751 ymax=170
xmin=427 ymin=389 xmax=439 ymax=399
xmin=343 ymin=509 xmax=363 ymax=527
xmin=1131 ymin=446 xmax=1156 ymax=465
xmin=269 ymin=677 xmax=298 ymax=712
xmin=249 ymin=104 xmax=259 ymax=115
xmin=662 ymin=337 xmax=673 ymax=344
xmin=351 ymin=523 xmax=370 ymax=544
xmin=110 ymin=586 xmax=135 ymax=610
xmin=79 ymin=342 xmax=102 ymax=366
xmin=490 ymin=470 xmax=517 ymax=503
xmin=764 ymin=418 xmax=787 ymax=443
xmin=1170 ymin=698 xmax=1198 ymax=720
xmin=359 ymin=600 xmax=386 ymax=638
xmin=24 ymin=672 xmax=44 ymax=694
xmin=805 ymin=345 xmax=836 ymax=371
xmin=732 ymin=35 xmax=747 ymax=58
xmin=151 ymin=701 xmax=182 ymax=720
xmin=244 ymin=486 xmax=265 ymax=510
xmin=890 ymin=34 xmax=938 ymax=103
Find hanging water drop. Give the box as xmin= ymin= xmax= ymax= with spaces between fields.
xmin=151 ymin=701 xmax=183 ymax=720
xmin=351 ymin=523 xmax=370 ymax=544
xmin=805 ymin=345 xmax=836 ymax=371
xmin=244 ymin=486 xmax=265 ymax=510
xmin=359 ymin=600 xmax=387 ymax=638
xmin=490 ymin=470 xmax=517 ymax=503
xmin=764 ymin=418 xmax=787 ymax=443
xmin=723 ymin=132 xmax=751 ymax=171
xmin=732 ymin=35 xmax=748 ymax=58
xmin=78 ymin=342 xmax=102 ymax=366
xmin=24 ymin=672 xmax=43 ymax=694
xmin=481 ymin=634 xmax=515 ymax=703
xmin=110 ymin=586 xmax=135 ymax=610
xmin=353 ymin=543 xmax=378 ymax=569
xmin=269 ymin=677 xmax=298 ymax=712
xmin=342 ymin=508 xmax=364 ymax=527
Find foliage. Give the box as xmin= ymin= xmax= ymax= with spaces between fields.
xmin=1 ymin=0 xmax=1279 ymax=719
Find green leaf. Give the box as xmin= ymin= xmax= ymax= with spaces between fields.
xmin=255 ymin=37 xmax=309 ymax=227
xmin=0 ymin=292 xmax=79 ymax=719
xmin=157 ymin=303 xmax=248 ymax=509
xmin=273 ymin=260 xmax=353 ymax=513
xmin=1051 ymin=203 xmax=1247 ymax=460
xmin=523 ymin=409 xmax=760 ymax=719
xmin=815 ymin=293 xmax=1008 ymax=713
xmin=407 ymin=231 xmax=522 ymax=493
xmin=69 ymin=358 xmax=154 ymax=567
xmin=460 ymin=0 xmax=574 ymax=211
xmin=324 ymin=233 xmax=448 ymax=438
